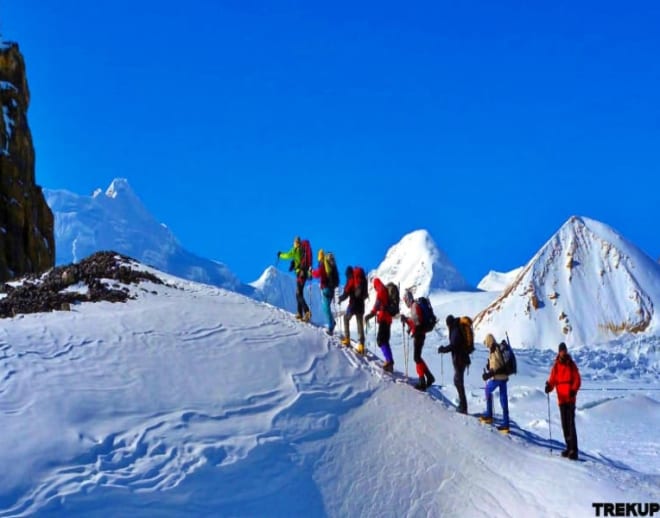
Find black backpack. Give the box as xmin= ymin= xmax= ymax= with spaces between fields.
xmin=416 ymin=297 xmax=437 ymax=333
xmin=499 ymin=337 xmax=517 ymax=375
xmin=385 ymin=282 xmax=400 ymax=316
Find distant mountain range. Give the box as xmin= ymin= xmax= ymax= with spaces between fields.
xmin=45 ymin=179 xmax=660 ymax=349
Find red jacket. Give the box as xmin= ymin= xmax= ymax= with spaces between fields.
xmin=369 ymin=278 xmax=392 ymax=325
xmin=312 ymin=261 xmax=329 ymax=289
xmin=547 ymin=355 xmax=581 ymax=405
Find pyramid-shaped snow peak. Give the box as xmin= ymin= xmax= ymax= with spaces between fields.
xmin=474 ymin=216 xmax=660 ymax=349
xmin=45 ymin=179 xmax=241 ymax=291
xmin=371 ymin=230 xmax=471 ymax=296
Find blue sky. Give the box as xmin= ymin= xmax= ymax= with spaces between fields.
xmin=3 ymin=1 xmax=659 ymax=286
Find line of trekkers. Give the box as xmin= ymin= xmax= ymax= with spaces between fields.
xmin=277 ymin=236 xmax=582 ymax=459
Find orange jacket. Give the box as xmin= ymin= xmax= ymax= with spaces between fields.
xmin=547 ymin=355 xmax=581 ymax=405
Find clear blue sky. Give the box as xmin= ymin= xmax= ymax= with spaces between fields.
xmin=3 ymin=1 xmax=659 ymax=285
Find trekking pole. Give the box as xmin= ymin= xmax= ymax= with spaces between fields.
xmin=402 ymin=321 xmax=409 ymax=378
xmin=547 ymin=393 xmax=553 ymax=454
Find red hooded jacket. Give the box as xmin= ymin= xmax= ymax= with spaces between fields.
xmin=547 ymin=354 xmax=581 ymax=405
xmin=368 ymin=278 xmax=392 ymax=325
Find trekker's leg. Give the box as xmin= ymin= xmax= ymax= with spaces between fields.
xmin=455 ymin=365 xmax=468 ymax=413
xmin=484 ymin=380 xmax=495 ymax=418
xmin=295 ymin=276 xmax=305 ymax=317
xmin=356 ymin=312 xmax=365 ymax=345
xmin=559 ymin=404 xmax=571 ymax=449
xmin=300 ymin=275 xmax=310 ymax=315
xmin=343 ymin=307 xmax=352 ymax=341
xmin=321 ymin=289 xmax=333 ymax=332
xmin=566 ymin=403 xmax=578 ymax=456
xmin=377 ymin=322 xmax=394 ymax=370
xmin=499 ymin=380 xmax=509 ymax=426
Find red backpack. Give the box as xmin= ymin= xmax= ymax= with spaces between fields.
xmin=300 ymin=239 xmax=312 ymax=271
xmin=353 ymin=266 xmax=368 ymax=300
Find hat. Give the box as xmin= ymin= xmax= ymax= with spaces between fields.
xmin=484 ymin=334 xmax=496 ymax=348
xmin=345 ymin=266 xmax=354 ymax=277
xmin=293 ymin=236 xmax=301 ymax=246
xmin=558 ymin=342 xmax=567 ymax=353
xmin=403 ymin=289 xmax=413 ymax=307
xmin=446 ymin=315 xmax=455 ymax=326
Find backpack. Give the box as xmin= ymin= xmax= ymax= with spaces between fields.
xmin=324 ymin=252 xmax=339 ymax=290
xmin=498 ymin=337 xmax=517 ymax=375
xmin=385 ymin=282 xmax=400 ymax=316
xmin=353 ymin=266 xmax=368 ymax=300
xmin=416 ymin=297 xmax=437 ymax=333
xmin=300 ymin=239 xmax=312 ymax=272
xmin=458 ymin=316 xmax=475 ymax=356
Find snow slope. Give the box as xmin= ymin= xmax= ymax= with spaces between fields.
xmin=0 ymin=262 xmax=657 ymax=517
xmin=474 ymin=216 xmax=660 ymax=349
xmin=44 ymin=178 xmax=241 ymax=292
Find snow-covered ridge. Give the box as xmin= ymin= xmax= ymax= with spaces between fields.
xmin=474 ymin=216 xmax=660 ymax=349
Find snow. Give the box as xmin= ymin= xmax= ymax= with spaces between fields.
xmin=0 ymin=264 xmax=657 ymax=516
xmin=477 ymin=267 xmax=524 ymax=292
xmin=371 ymin=229 xmax=472 ymax=295
xmin=474 ymin=216 xmax=660 ymax=349
xmin=44 ymin=179 xmax=243 ymax=292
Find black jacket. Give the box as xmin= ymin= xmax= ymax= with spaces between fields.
xmin=439 ymin=324 xmax=471 ymax=368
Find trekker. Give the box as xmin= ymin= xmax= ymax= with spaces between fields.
xmin=545 ymin=342 xmax=581 ymax=460
xmin=480 ymin=333 xmax=510 ymax=432
xmin=437 ymin=315 xmax=470 ymax=414
xmin=337 ymin=266 xmax=366 ymax=353
xmin=400 ymin=289 xmax=435 ymax=391
xmin=311 ymin=249 xmax=336 ymax=335
xmin=277 ymin=236 xmax=311 ymax=322
xmin=364 ymin=277 xmax=394 ymax=372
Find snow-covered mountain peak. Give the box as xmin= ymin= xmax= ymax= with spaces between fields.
xmin=372 ymin=229 xmax=471 ymax=296
xmin=44 ymin=180 xmax=242 ymax=291
xmin=474 ymin=216 xmax=660 ymax=349
xmin=104 ymin=177 xmax=135 ymax=199
xmin=477 ymin=267 xmax=524 ymax=292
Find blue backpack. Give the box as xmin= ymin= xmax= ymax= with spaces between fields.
xmin=416 ymin=297 xmax=437 ymax=333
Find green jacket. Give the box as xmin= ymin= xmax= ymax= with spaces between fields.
xmin=279 ymin=245 xmax=303 ymax=273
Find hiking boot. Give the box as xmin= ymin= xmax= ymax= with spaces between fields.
xmin=295 ymin=313 xmax=303 ymax=320
xmin=303 ymin=311 xmax=311 ymax=322
xmin=497 ymin=425 xmax=510 ymax=434
xmin=568 ymin=450 xmax=578 ymax=461
xmin=456 ymin=408 xmax=468 ymax=415
xmin=561 ymin=449 xmax=570 ymax=458
xmin=479 ymin=416 xmax=494 ymax=424
xmin=340 ymin=337 xmax=350 ymax=346
xmin=425 ymin=373 xmax=435 ymax=387
xmin=382 ymin=361 xmax=394 ymax=373
xmin=355 ymin=343 xmax=365 ymax=355
xmin=414 ymin=378 xmax=427 ymax=391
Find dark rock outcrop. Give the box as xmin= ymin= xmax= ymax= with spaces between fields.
xmin=0 ymin=42 xmax=54 ymax=282
xmin=0 ymin=251 xmax=165 ymax=318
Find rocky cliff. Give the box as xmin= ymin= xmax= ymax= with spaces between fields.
xmin=0 ymin=42 xmax=54 ymax=281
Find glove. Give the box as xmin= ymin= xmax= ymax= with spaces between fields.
xmin=544 ymin=382 xmax=552 ymax=394
xmin=365 ymin=313 xmax=374 ymax=323
xmin=277 ymin=251 xmax=281 ymax=259
xmin=338 ymin=294 xmax=347 ymax=303
xmin=482 ymin=371 xmax=492 ymax=381
xmin=569 ymin=390 xmax=577 ymax=398
xmin=437 ymin=345 xmax=445 ymax=354
xmin=400 ymin=315 xmax=408 ymax=325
